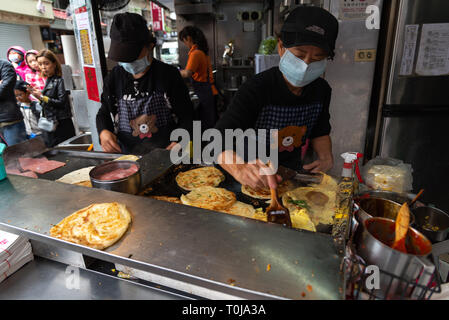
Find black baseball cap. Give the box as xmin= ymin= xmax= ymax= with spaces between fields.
xmin=280 ymin=6 xmax=339 ymax=58
xmin=108 ymin=13 xmax=156 ymax=62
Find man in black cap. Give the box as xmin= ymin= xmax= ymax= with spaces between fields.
xmin=215 ymin=6 xmax=339 ymax=190
xmin=96 ymin=13 xmax=193 ymax=154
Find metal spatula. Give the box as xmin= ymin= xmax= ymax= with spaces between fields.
xmin=277 ymin=166 xmax=323 ymax=185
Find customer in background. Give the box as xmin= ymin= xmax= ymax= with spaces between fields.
xmin=6 ymin=46 xmax=31 ymax=81
xmin=24 ymin=50 xmax=46 ymax=92
xmin=0 ymin=59 xmax=27 ymax=146
xmin=179 ymin=26 xmax=218 ymax=130
xmin=27 ymin=50 xmax=75 ymax=147
xmin=14 ymin=80 xmax=42 ymax=138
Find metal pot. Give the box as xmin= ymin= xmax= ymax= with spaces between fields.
xmin=356 ymin=217 xmax=433 ymax=299
xmin=90 ymin=160 xmax=141 ymax=195
xmin=357 ymin=190 xmax=414 ymax=205
xmin=413 ymin=206 xmax=449 ymax=243
xmin=355 ymin=197 xmax=416 ymax=225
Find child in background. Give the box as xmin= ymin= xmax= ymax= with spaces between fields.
xmin=24 ymin=50 xmax=46 ymax=92
xmin=14 ymin=81 xmax=42 ymax=138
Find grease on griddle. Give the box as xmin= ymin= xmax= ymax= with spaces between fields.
xmin=227 ymin=278 xmax=236 ymax=286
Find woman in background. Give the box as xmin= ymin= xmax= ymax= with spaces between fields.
xmin=179 ymin=26 xmax=218 ymax=130
xmin=6 ymin=46 xmax=31 ymax=81
xmin=27 ymin=50 xmax=75 ymax=147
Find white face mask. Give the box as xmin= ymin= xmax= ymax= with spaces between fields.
xmin=119 ymin=55 xmax=151 ymax=75
xmin=9 ymin=53 xmax=21 ymax=63
xmin=279 ymin=49 xmax=327 ymax=87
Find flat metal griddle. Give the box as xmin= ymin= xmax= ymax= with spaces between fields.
xmin=3 ymin=137 xmax=123 ymax=182
xmin=139 ymin=163 xmax=334 ymax=234
xmin=33 ymin=149 xmax=120 ymax=181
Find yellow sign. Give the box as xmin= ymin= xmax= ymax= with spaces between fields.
xmin=80 ymin=29 xmax=93 ymax=66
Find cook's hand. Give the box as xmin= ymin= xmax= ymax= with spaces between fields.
xmin=303 ymin=157 xmax=333 ymax=173
xmin=218 ymin=151 xmax=282 ymax=190
xmin=27 ymin=85 xmax=42 ymax=99
xmin=99 ymin=130 xmax=122 ymax=153
xmin=166 ymin=142 xmax=179 ymax=150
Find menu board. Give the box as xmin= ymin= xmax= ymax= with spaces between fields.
xmin=399 ymin=24 xmax=419 ymax=76
xmin=415 ymin=23 xmax=449 ymax=76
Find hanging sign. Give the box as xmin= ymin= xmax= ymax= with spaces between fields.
xmin=151 ymin=2 xmax=163 ymax=31
xmin=83 ymin=66 xmax=100 ymax=102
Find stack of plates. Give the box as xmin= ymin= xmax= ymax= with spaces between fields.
xmin=0 ymin=230 xmax=33 ymax=283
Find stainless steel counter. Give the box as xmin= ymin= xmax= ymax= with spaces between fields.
xmin=0 ymin=256 xmax=186 ymax=300
xmin=0 ymin=174 xmax=345 ymax=300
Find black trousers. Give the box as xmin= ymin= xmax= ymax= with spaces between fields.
xmin=192 ymin=81 xmax=217 ymax=131
xmin=42 ymin=118 xmax=76 ymax=147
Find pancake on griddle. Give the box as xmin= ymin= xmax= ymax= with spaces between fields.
xmin=150 ymin=195 xmax=182 ymax=204
xmin=74 ymin=180 xmax=92 ymax=187
xmin=241 ymin=180 xmax=294 ymax=200
xmin=181 ymin=186 xmax=236 ymax=211
xmin=283 ymin=187 xmax=336 ymax=226
xmin=176 ymin=166 xmax=225 ymax=191
xmin=290 ymin=208 xmax=317 ymax=232
xmin=56 ymin=166 xmax=95 ymax=187
xmin=114 ymin=155 xmax=140 ymax=161
xmin=220 ymin=201 xmax=260 ymax=220
xmin=50 ymin=202 xmax=131 ymax=250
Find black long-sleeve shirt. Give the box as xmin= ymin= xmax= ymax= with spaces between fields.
xmin=0 ymin=59 xmax=22 ymax=123
xmin=215 ymin=67 xmax=332 ymax=170
xmin=96 ymin=59 xmax=194 ymax=153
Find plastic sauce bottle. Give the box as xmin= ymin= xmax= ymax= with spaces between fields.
xmin=341 ymin=152 xmax=364 ymax=180
xmin=0 ymin=143 xmax=7 ymax=181
xmin=341 ymin=152 xmax=364 ymax=193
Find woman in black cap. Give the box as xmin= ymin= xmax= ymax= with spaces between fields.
xmin=96 ymin=13 xmax=194 ymax=155
xmin=215 ymin=6 xmax=339 ymax=190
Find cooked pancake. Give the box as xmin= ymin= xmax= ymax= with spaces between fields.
xmin=311 ymin=172 xmax=338 ymax=190
xmin=180 ymin=186 xmax=236 ymax=211
xmin=74 ymin=180 xmax=92 ymax=187
xmin=241 ymin=180 xmax=294 ymax=200
xmin=56 ymin=167 xmax=95 ymax=186
xmin=283 ymin=187 xmax=336 ymax=226
xmin=114 ymin=155 xmax=140 ymax=161
xmin=150 ymin=196 xmax=182 ymax=204
xmin=221 ymin=201 xmax=256 ymax=218
xmin=290 ymin=208 xmax=316 ymax=232
xmin=50 ymin=202 xmax=131 ymax=250
xmin=176 ymin=166 xmax=225 ymax=191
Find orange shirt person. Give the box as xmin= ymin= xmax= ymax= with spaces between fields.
xmin=179 ymin=26 xmax=218 ymax=130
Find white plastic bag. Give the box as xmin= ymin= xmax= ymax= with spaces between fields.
xmin=362 ymin=157 xmax=413 ymax=193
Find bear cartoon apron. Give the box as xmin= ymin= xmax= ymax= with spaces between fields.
xmin=253 ymin=102 xmax=324 ymax=170
xmin=115 ymin=79 xmax=176 ymax=154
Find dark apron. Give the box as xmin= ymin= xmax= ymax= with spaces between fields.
xmin=190 ymin=51 xmax=217 ymax=130
xmin=253 ymin=102 xmax=324 ymax=171
xmin=115 ymin=87 xmax=175 ymax=155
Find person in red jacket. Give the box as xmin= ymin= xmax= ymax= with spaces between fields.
xmin=6 ymin=46 xmax=32 ymax=82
